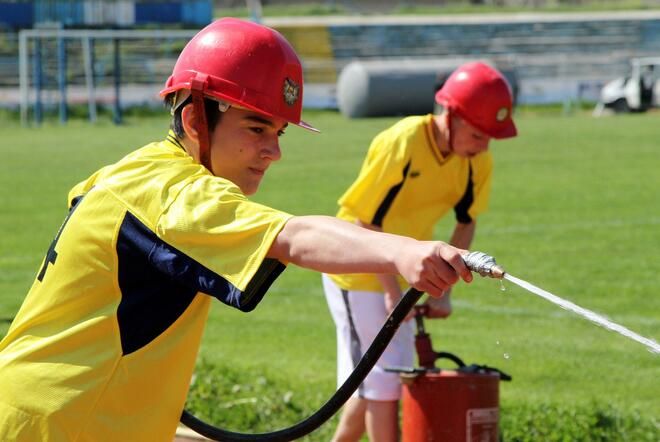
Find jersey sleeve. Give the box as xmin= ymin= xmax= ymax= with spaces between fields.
xmin=156 ymin=176 xmax=292 ymax=311
xmin=338 ymin=132 xmax=411 ymax=226
xmin=67 ymin=166 xmax=111 ymax=209
xmin=454 ymin=151 xmax=493 ymax=223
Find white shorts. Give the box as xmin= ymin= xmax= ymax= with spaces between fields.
xmin=322 ymin=274 xmax=414 ymax=401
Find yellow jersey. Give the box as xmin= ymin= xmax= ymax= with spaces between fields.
xmin=0 ymin=133 xmax=291 ymax=441
xmin=330 ymin=114 xmax=492 ymax=292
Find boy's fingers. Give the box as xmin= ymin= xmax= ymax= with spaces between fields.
xmin=432 ymin=261 xmax=458 ymax=287
xmin=416 ymin=277 xmax=448 ymax=298
xmin=441 ymin=248 xmax=472 ymax=283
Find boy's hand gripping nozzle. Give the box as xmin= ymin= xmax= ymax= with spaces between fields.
xmin=463 ymin=251 xmax=506 ymax=279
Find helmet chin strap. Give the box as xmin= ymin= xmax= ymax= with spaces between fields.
xmin=191 ymin=74 xmax=212 ymax=171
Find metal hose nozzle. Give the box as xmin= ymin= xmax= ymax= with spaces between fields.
xmin=463 ymin=251 xmax=506 ymax=279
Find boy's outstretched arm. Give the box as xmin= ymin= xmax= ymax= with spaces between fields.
xmin=267 ymin=215 xmax=472 ymax=298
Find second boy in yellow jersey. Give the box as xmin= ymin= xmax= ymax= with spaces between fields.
xmin=324 ymin=62 xmax=518 ymax=442
xmin=329 ymin=113 xmax=492 ymax=293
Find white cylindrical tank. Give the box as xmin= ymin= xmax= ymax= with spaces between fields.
xmin=336 ymin=58 xmax=516 ymax=118
xmin=337 ymin=60 xmax=438 ymax=118
xmin=337 ymin=59 xmax=464 ymax=118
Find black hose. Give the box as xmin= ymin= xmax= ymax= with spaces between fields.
xmin=180 ymin=287 xmax=424 ymax=441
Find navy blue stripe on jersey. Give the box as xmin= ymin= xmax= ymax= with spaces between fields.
xmin=371 ymin=161 xmax=411 ymax=227
xmin=116 ymin=211 xmax=284 ymax=355
xmin=69 ymin=195 xmax=83 ymax=209
xmin=454 ymin=164 xmax=474 ymax=224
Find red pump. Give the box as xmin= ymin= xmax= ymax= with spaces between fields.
xmin=389 ymin=306 xmax=511 ymax=442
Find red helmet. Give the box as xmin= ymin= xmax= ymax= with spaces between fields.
xmin=435 ymin=62 xmax=517 ymax=139
xmin=161 ymin=17 xmax=316 ymax=132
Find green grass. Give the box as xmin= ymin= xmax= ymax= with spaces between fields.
xmin=1 ymin=110 xmax=659 ymax=440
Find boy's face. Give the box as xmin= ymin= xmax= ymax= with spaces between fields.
xmin=208 ymin=107 xmax=287 ymax=195
xmin=450 ymin=116 xmax=491 ymax=158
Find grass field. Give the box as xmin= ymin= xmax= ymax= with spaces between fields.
xmin=1 ymin=110 xmax=658 ymax=440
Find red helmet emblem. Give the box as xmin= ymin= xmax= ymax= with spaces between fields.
xmin=283 ymin=77 xmax=300 ymax=106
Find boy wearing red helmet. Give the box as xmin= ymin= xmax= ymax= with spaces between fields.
xmin=0 ymin=18 xmax=473 ymax=441
xmin=323 ymin=62 xmax=517 ymax=442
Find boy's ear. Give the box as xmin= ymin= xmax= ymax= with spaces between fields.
xmin=180 ymin=104 xmax=201 ymax=163
xmin=181 ymin=104 xmax=199 ymax=144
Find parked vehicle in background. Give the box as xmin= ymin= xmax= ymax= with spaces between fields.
xmin=598 ymin=57 xmax=660 ymax=113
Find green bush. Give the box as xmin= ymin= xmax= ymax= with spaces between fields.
xmin=184 ymin=359 xmax=337 ymax=440
xmin=185 ymin=360 xmax=659 ymax=441
xmin=501 ymin=402 xmax=659 ymax=441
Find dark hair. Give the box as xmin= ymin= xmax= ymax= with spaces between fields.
xmin=164 ymin=93 xmax=223 ymax=138
xmin=433 ymin=71 xmax=451 ymax=115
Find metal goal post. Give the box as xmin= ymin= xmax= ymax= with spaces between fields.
xmin=19 ymin=28 xmax=197 ymax=126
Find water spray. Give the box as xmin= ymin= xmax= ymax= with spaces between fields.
xmin=503 ymin=273 xmax=660 ymax=354
xmin=465 ymin=251 xmax=660 ymax=355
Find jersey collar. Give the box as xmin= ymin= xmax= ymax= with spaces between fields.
xmin=165 ymin=130 xmax=187 ymax=152
xmin=425 ymin=114 xmax=448 ymax=165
